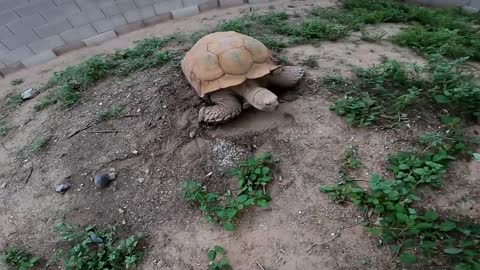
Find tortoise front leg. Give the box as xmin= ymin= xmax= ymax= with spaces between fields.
xmin=198 ymin=91 xmax=242 ymax=123
xmin=268 ymin=66 xmax=304 ymax=88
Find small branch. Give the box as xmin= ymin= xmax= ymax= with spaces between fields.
xmin=89 ymin=130 xmax=118 ymax=134
xmin=256 ymin=261 xmax=266 ymax=270
xmin=67 ymin=122 xmax=95 ymax=138
xmin=0 ymin=142 xmax=9 ymax=153
xmin=25 ymin=166 xmax=33 ymax=184
xmin=306 ymin=233 xmax=340 ymax=253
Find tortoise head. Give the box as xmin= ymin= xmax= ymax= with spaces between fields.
xmin=250 ymin=88 xmax=279 ymax=111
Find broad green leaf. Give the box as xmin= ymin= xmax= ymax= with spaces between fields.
xmin=439 ymin=221 xmax=456 ymax=232
xmin=214 ymin=245 xmax=226 ymax=255
xmin=261 ymin=167 xmax=270 ymax=175
xmin=423 ymin=210 xmax=438 ymax=221
xmin=473 ymin=153 xmax=480 ymax=162
xmin=413 ymin=168 xmax=426 ymax=175
xmin=237 ymin=194 xmax=248 ymax=203
xmin=224 ymin=222 xmax=235 ymax=231
xmin=399 ymin=164 xmax=410 ymax=170
xmin=443 ymin=247 xmax=463 ymax=255
xmin=226 ymin=209 xmax=237 ymax=219
xmin=434 ymin=95 xmax=449 ymax=103
xmin=208 ymin=249 xmax=217 ymax=262
xmin=400 ymin=253 xmax=417 ymax=264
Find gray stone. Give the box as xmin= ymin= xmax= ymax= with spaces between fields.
xmin=248 ymin=0 xmax=271 ymax=3
xmin=22 ymin=50 xmax=56 ymax=66
xmin=53 ymin=0 xmax=73 ymax=5
xmin=41 ymin=2 xmax=81 ymax=22
xmin=0 ymin=46 xmax=34 ymax=65
xmin=83 ymin=30 xmax=117 ymax=46
xmin=0 ymin=10 xmax=19 ymax=26
xmin=68 ymin=8 xmax=106 ymax=27
xmin=14 ymin=0 xmax=56 ymax=17
xmin=92 ymin=15 xmax=127 ymax=33
xmin=219 ymin=0 xmax=244 ymax=8
xmin=55 ymin=183 xmax=70 ymax=193
xmin=153 ymin=0 xmax=182 ymax=15
xmin=52 ymin=40 xmax=86 ymax=55
xmin=0 ymin=0 xmax=29 ymax=10
xmin=34 ymin=18 xmax=73 ymax=39
xmin=60 ymin=24 xmax=97 ymax=42
xmin=124 ymin=5 xmax=156 ymax=23
xmin=114 ymin=21 xmax=144 ymax=35
xmin=0 ymin=42 xmax=8 ymax=55
xmin=21 ymin=88 xmax=40 ymax=99
xmin=143 ymin=13 xmax=171 ymax=26
xmin=134 ymin=0 xmax=154 ymax=7
xmin=171 ymin=6 xmax=200 ymax=19
xmin=101 ymin=0 xmax=137 ymax=17
xmin=198 ymin=0 xmax=219 ymax=11
xmin=74 ymin=0 xmax=114 ymax=10
xmin=6 ymin=14 xmax=47 ymax=34
xmin=0 ymin=26 xmax=13 ymax=41
xmin=28 ymin=35 xmax=65 ymax=54
xmin=1 ymin=31 xmax=38 ymax=50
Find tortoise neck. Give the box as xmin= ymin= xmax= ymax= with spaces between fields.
xmin=231 ymin=80 xmax=262 ymax=103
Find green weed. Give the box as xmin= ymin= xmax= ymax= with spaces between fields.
xmin=2 ymin=246 xmax=39 ymax=270
xmin=31 ymin=136 xmax=49 ymax=154
xmin=360 ymin=30 xmax=386 ymax=42
xmin=344 ymin=145 xmax=362 ymax=170
xmin=0 ymin=125 xmax=9 ymax=137
xmin=183 ymin=153 xmax=274 ymax=231
xmin=10 ymin=78 xmax=24 ymax=86
xmin=276 ymin=55 xmax=289 ymax=65
xmin=53 ymin=223 xmax=144 ymax=270
xmin=208 ymin=246 xmax=232 ymax=270
xmin=330 ymin=94 xmax=381 ymax=127
xmin=7 ymin=94 xmax=23 ymax=107
xmin=96 ymin=105 xmax=125 ymax=120
xmin=474 ymin=153 xmax=480 ymax=162
xmin=302 ymin=55 xmax=319 ymax=68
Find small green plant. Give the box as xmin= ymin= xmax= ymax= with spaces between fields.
xmin=344 ymin=145 xmax=362 ymax=170
xmin=7 ymin=94 xmax=23 ymax=107
xmin=183 ymin=153 xmax=274 ymax=231
xmin=10 ymin=78 xmax=24 ymax=86
xmin=208 ymin=246 xmax=232 ymax=270
xmin=31 ymin=136 xmax=49 ymax=154
xmin=2 ymin=246 xmax=39 ymax=270
xmin=302 ymin=55 xmax=319 ymax=68
xmin=330 ymin=94 xmax=381 ymax=126
xmin=360 ymin=30 xmax=386 ymax=42
xmin=474 ymin=153 xmax=480 ymax=162
xmin=276 ymin=55 xmax=289 ymax=65
xmin=53 ymin=223 xmax=144 ymax=270
xmin=96 ymin=105 xmax=125 ymax=120
xmin=0 ymin=125 xmax=9 ymax=137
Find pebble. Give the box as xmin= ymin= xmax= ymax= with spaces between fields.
xmin=94 ymin=173 xmax=114 ymax=188
xmin=118 ymin=208 xmax=125 ymax=214
xmin=132 ymin=150 xmax=139 ymax=155
xmin=137 ymin=178 xmax=145 ymax=183
xmin=55 ymin=184 xmax=70 ymax=193
xmin=189 ymin=131 xmax=196 ymax=138
xmin=122 ymin=220 xmax=127 ymax=225
xmin=1 ymin=183 xmax=6 ymax=189
xmin=21 ymin=88 xmax=39 ymax=100
xmin=89 ymin=233 xmax=104 ymax=244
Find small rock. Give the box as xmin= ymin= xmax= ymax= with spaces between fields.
xmin=89 ymin=233 xmax=104 ymax=244
xmin=204 ymin=172 xmax=213 ymax=178
xmin=132 ymin=150 xmax=139 ymax=155
xmin=55 ymin=184 xmax=70 ymax=193
xmin=118 ymin=208 xmax=125 ymax=214
xmin=21 ymin=88 xmax=39 ymax=100
xmin=1 ymin=183 xmax=6 ymax=189
xmin=189 ymin=131 xmax=195 ymax=138
xmin=94 ymin=173 xmax=114 ymax=188
xmin=122 ymin=220 xmax=127 ymax=225
xmin=137 ymin=178 xmax=145 ymax=183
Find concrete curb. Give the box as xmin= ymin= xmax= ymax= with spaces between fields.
xmin=0 ymin=0 xmax=265 ymax=78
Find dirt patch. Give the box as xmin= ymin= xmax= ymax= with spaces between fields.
xmin=0 ymin=1 xmax=479 ymax=270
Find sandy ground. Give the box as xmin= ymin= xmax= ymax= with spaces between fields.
xmin=0 ymin=1 xmax=479 ymax=270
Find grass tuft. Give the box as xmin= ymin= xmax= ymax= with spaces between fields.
xmin=2 ymin=246 xmax=39 ymax=270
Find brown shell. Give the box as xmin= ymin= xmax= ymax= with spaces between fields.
xmin=181 ymin=31 xmax=279 ymax=97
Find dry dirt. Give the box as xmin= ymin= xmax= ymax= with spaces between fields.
xmin=0 ymin=1 xmax=479 ymax=270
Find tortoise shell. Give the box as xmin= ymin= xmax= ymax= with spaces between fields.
xmin=181 ymin=31 xmax=279 ymax=97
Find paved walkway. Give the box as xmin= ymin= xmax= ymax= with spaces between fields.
xmin=0 ymin=0 xmax=268 ymax=77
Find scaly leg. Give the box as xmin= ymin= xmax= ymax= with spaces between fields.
xmin=198 ymin=91 xmax=242 ymax=123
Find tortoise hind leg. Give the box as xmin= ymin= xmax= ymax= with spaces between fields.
xmin=199 ymin=91 xmax=242 ymax=123
xmin=268 ymin=66 xmax=305 ymax=88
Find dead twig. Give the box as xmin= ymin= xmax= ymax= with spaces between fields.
xmin=25 ymin=165 xmax=33 ymax=184
xmin=0 ymin=142 xmax=9 ymax=153
xmin=67 ymin=122 xmax=95 ymax=138
xmin=256 ymin=261 xmax=266 ymax=270
xmin=306 ymin=233 xmax=340 ymax=253
xmin=89 ymin=130 xmax=118 ymax=134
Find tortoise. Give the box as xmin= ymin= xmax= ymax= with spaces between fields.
xmin=181 ymin=31 xmax=304 ymax=123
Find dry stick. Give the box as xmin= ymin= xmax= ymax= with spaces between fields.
xmin=306 ymin=233 xmax=340 ymax=253
xmin=25 ymin=166 xmax=33 ymax=184
xmin=89 ymin=130 xmax=118 ymax=134
xmin=67 ymin=122 xmax=95 ymax=138
xmin=0 ymin=142 xmax=9 ymax=153
xmin=256 ymin=261 xmax=266 ymax=270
